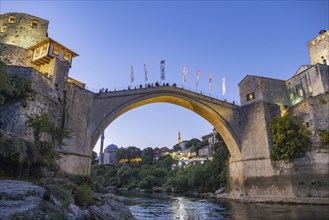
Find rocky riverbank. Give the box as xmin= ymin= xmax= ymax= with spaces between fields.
xmin=192 ymin=191 xmax=329 ymax=205
xmin=0 ymin=180 xmax=136 ymax=220
xmin=131 ymin=186 xmax=329 ymax=205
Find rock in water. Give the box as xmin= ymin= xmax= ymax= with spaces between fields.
xmin=89 ymin=198 xmax=136 ymax=220
xmin=215 ymin=187 xmax=226 ymax=195
xmin=0 ymin=180 xmax=46 ymax=220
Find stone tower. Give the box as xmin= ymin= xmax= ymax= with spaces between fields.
xmin=0 ymin=12 xmax=49 ymax=49
xmin=307 ymin=30 xmax=329 ymax=65
xmin=0 ymin=12 xmax=78 ymax=98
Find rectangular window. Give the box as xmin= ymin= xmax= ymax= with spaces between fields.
xmin=42 ymin=44 xmax=47 ymax=54
xmin=53 ymin=46 xmax=59 ymax=55
xmin=31 ymin=20 xmax=39 ymax=28
xmin=1 ymin=26 xmax=7 ymax=33
xmin=35 ymin=47 xmax=41 ymax=56
xmin=246 ymin=92 xmax=255 ymax=101
xmin=63 ymin=51 xmax=69 ymax=61
xmin=290 ymin=92 xmax=295 ymax=101
xmin=8 ymin=16 xmax=16 ymax=23
xmin=298 ymin=88 xmax=303 ymax=97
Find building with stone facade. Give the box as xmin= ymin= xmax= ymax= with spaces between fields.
xmin=238 ymin=30 xmax=329 ymax=147
xmin=239 ymin=30 xmax=328 ymax=108
xmin=102 ymin=144 xmax=118 ymax=165
xmin=0 ymin=12 xmax=90 ymax=174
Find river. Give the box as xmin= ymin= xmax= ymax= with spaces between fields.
xmin=116 ymin=191 xmax=329 ymax=220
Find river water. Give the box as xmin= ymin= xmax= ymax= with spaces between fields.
xmin=117 ymin=192 xmax=329 ymax=220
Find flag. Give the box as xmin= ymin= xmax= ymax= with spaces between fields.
xmin=209 ymin=73 xmax=212 ymax=90
xmin=144 ymin=64 xmax=148 ymax=82
xmin=183 ymin=65 xmax=187 ymax=83
xmin=130 ymin=64 xmax=134 ymax=83
xmin=160 ymin=60 xmax=165 ymax=80
xmin=196 ymin=69 xmax=200 ymax=87
xmin=222 ymin=77 xmax=226 ymax=95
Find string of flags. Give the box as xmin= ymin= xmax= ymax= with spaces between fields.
xmin=129 ymin=61 xmax=227 ymax=96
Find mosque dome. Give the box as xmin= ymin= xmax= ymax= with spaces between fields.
xmin=104 ymin=144 xmax=118 ymax=153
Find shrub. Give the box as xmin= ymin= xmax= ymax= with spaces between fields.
xmin=74 ymin=184 xmax=93 ymax=207
xmin=0 ymin=60 xmax=35 ymax=107
xmin=319 ymin=130 xmax=329 ymax=148
xmin=270 ymin=115 xmax=311 ymax=160
xmin=138 ymin=175 xmax=157 ymax=189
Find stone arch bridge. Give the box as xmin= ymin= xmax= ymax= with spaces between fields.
xmin=60 ymin=84 xmax=277 ymax=192
xmin=91 ymin=86 xmax=242 ymax=162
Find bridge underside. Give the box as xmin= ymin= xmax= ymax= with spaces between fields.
xmin=90 ymin=87 xmax=242 ymax=162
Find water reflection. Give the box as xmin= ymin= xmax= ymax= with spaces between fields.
xmin=117 ymin=191 xmax=329 ymax=220
xmin=170 ymin=197 xmax=229 ymax=220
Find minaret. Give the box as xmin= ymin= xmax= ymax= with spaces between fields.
xmin=178 ymin=131 xmax=181 ymax=144
xmin=99 ymin=132 xmax=105 ymax=165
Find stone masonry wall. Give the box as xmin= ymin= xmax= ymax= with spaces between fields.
xmin=55 ymin=82 xmax=95 ymax=175
xmin=0 ymin=66 xmax=62 ymax=142
xmin=288 ymin=93 xmax=329 ymax=147
xmin=239 ymin=76 xmax=288 ymax=107
xmin=307 ymin=30 xmax=329 ymax=65
xmin=239 ymin=101 xmax=280 ymax=160
xmin=242 ymin=149 xmax=329 ymax=199
xmin=0 ymin=65 xmax=96 ymax=175
xmin=233 ymin=94 xmax=329 ymax=199
xmin=0 ymin=12 xmax=48 ymax=49
xmin=61 ymin=82 xmax=95 ymax=156
xmin=0 ymin=43 xmax=33 ymax=67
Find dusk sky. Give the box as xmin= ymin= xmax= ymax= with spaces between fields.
xmin=1 ymin=1 xmax=328 ymax=154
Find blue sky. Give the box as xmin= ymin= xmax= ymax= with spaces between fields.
xmin=1 ymin=1 xmax=328 ymax=153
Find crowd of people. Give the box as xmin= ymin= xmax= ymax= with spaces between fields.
xmin=99 ymin=81 xmax=177 ymax=93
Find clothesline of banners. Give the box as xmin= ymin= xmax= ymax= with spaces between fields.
xmin=130 ymin=60 xmax=226 ymax=95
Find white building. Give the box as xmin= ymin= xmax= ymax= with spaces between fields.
xmin=103 ymin=144 xmax=118 ymax=165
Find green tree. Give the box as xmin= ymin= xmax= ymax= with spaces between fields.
xmin=25 ymin=113 xmax=70 ymax=176
xmin=0 ymin=60 xmax=35 ymax=107
xmin=115 ymin=146 xmax=142 ymax=162
xmin=319 ymin=130 xmax=329 ymax=148
xmin=115 ymin=147 xmax=127 ymax=161
xmin=116 ymin=165 xmax=139 ymax=188
xmin=142 ymin=147 xmax=154 ymax=164
xmin=186 ymin=138 xmax=201 ymax=149
xmin=74 ymin=184 xmax=93 ymax=207
xmin=194 ymin=139 xmax=208 ymax=153
xmin=126 ymin=146 xmax=142 ymax=159
xmin=187 ymin=164 xmax=205 ymax=189
xmin=270 ymin=115 xmax=311 ymax=160
xmin=138 ymin=175 xmax=157 ymax=189
xmin=26 ymin=113 xmax=70 ymax=147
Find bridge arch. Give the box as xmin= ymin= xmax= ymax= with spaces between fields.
xmin=91 ymin=87 xmax=242 ymax=162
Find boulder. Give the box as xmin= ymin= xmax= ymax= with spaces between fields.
xmin=152 ymin=186 xmax=166 ymax=192
xmin=88 ymin=198 xmax=136 ymax=220
xmin=0 ymin=180 xmax=46 ymax=220
xmin=215 ymin=187 xmax=226 ymax=195
xmin=0 ymin=180 xmax=136 ymax=220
